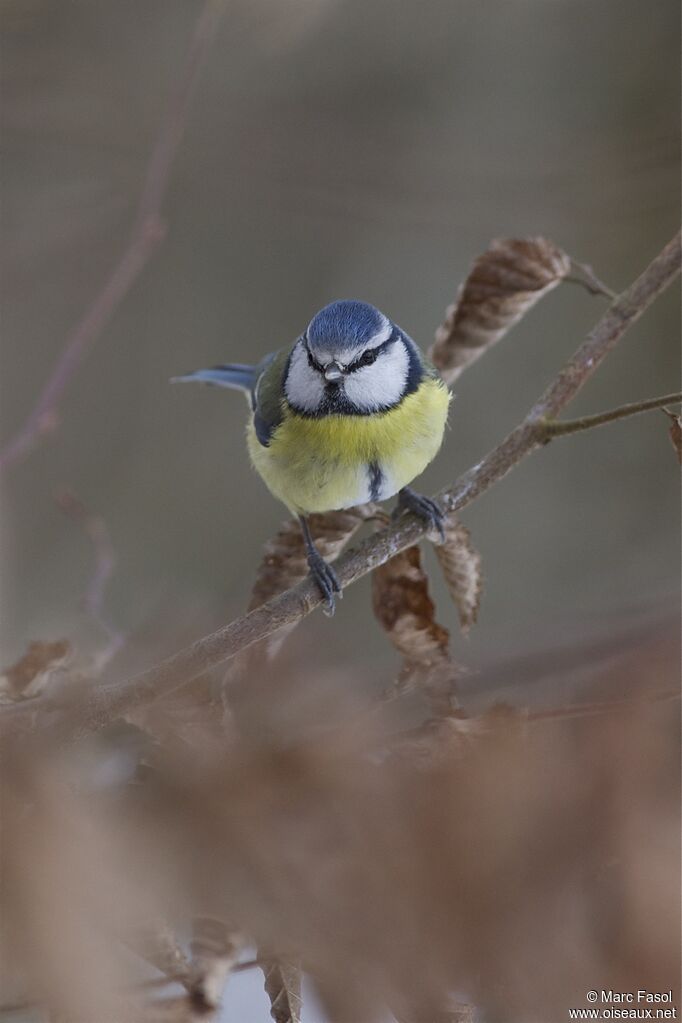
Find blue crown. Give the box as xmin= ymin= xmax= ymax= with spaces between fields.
xmin=306 ymin=300 xmax=388 ymax=353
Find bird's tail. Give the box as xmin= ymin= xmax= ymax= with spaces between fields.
xmin=170 ymin=363 xmax=258 ymax=393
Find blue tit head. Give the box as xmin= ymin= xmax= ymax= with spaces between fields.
xmin=284 ymin=300 xmax=422 ymax=416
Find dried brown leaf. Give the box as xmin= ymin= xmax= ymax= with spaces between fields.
xmin=662 ymin=408 xmax=682 ymax=464
xmin=124 ymin=675 xmax=229 ymax=761
xmin=249 ymin=503 xmax=385 ymax=610
xmin=0 ymin=639 xmax=72 ymax=702
xmin=429 ymin=236 xmax=571 ymax=385
xmin=128 ymin=922 xmax=191 ymax=986
xmin=188 ymin=918 xmax=241 ymax=1013
xmin=236 ymin=503 xmax=389 ymax=672
xmin=434 ymin=517 xmax=483 ymax=634
xmin=372 ymin=546 xmax=450 ymax=666
xmin=372 ymin=546 xmax=462 ymax=714
xmin=392 ymin=705 xmax=524 ymax=765
xmin=262 ymin=959 xmax=302 ymax=1023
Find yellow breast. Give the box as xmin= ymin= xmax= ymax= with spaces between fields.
xmin=247 ymin=377 xmax=450 ymax=515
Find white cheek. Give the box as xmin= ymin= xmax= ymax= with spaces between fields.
xmin=284 ymin=343 xmax=325 ymax=412
xmin=343 ymin=343 xmax=408 ymax=411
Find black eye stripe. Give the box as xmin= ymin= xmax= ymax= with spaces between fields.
xmin=304 ymin=342 xmax=324 ymax=373
xmin=346 ymin=335 xmax=395 ymax=372
xmin=302 ymin=329 xmax=398 ymax=374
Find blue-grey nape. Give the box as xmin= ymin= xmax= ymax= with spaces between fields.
xmin=306 ymin=300 xmax=389 ymax=352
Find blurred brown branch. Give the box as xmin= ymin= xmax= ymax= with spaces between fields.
xmin=0 ymin=0 xmax=226 ymax=475
xmin=1 ymin=230 xmax=679 ymax=741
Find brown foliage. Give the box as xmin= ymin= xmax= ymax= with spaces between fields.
xmin=249 ymin=504 xmax=385 ymax=611
xmin=429 ymin=236 xmax=571 ymax=385
xmin=663 ymin=408 xmax=682 ymax=464
xmin=261 ymin=959 xmax=302 ymax=1023
xmin=433 ymin=517 xmax=483 ymax=635
xmin=372 ymin=546 xmax=449 ymax=665
xmin=371 ymin=545 xmax=461 ymax=713
xmin=0 ymin=639 xmax=72 ymax=702
xmin=1 ymin=638 xmax=679 ymax=1022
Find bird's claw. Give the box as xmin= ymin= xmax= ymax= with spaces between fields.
xmin=307 ymin=551 xmax=342 ymax=616
xmin=397 ymin=487 xmax=447 ymax=543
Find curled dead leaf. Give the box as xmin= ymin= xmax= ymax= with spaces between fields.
xmin=372 ymin=546 xmax=462 ymax=714
xmin=0 ymin=639 xmax=72 ymax=702
xmin=429 ymin=237 xmax=571 ymax=385
xmin=225 ymin=504 xmax=389 ymax=699
xmin=188 ymin=918 xmax=241 ymax=1013
xmin=262 ymin=959 xmax=302 ymax=1023
xmin=662 ymin=408 xmax=682 ymax=465
xmin=372 ymin=546 xmax=449 ymax=666
xmin=434 ymin=517 xmax=483 ymax=635
xmin=249 ymin=503 xmax=386 ymax=611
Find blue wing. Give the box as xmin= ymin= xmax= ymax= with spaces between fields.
xmin=171 ymin=363 xmax=259 ymax=394
xmin=171 ymin=351 xmax=284 ymax=447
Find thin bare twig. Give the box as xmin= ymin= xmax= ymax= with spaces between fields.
xmin=1 ymin=231 xmax=679 ymax=740
xmin=525 ymin=688 xmax=680 ymax=724
xmin=566 ymin=258 xmax=618 ymax=299
xmin=133 ymin=959 xmax=262 ymax=992
xmin=126 ymin=924 xmax=192 ymax=991
xmin=542 ymin=391 xmax=682 ymax=439
xmin=186 ymin=918 xmax=242 ymax=1016
xmin=0 ymin=0 xmax=225 ymax=474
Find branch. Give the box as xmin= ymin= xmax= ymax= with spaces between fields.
xmin=542 ymin=392 xmax=682 ymax=440
xmin=2 ymin=231 xmax=679 ymax=740
xmin=0 ymin=0 xmax=225 ymax=474
xmin=525 ymin=688 xmax=680 ymax=724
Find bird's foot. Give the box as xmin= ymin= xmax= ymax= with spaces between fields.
xmin=397 ymin=486 xmax=446 ymax=543
xmin=306 ymin=549 xmax=342 ymax=617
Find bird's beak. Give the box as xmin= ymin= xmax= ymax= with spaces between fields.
xmin=324 ymin=362 xmax=344 ymax=382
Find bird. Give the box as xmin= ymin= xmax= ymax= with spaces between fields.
xmin=173 ymin=299 xmax=451 ymax=615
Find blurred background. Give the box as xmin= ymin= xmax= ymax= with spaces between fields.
xmin=1 ymin=2 xmax=680 ymax=1020
xmin=2 ymin=0 xmax=679 ymax=676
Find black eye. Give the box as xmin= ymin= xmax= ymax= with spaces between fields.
xmin=356 ymin=348 xmax=378 ymax=369
xmin=305 ymin=346 xmax=324 ymax=373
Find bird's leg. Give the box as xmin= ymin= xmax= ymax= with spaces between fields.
xmin=397 ymin=486 xmax=446 ymax=542
xmin=299 ymin=515 xmax=342 ymax=616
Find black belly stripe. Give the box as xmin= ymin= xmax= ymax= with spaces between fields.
xmin=368 ymin=461 xmax=383 ymax=501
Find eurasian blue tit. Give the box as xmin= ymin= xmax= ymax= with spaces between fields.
xmin=173 ymin=300 xmax=450 ymax=614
